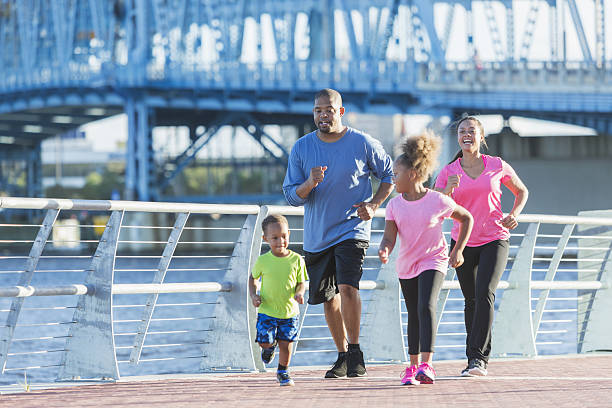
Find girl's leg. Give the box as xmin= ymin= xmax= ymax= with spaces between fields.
xmin=277 ymin=340 xmax=293 ymax=367
xmin=451 ymin=240 xmax=480 ymax=359
xmin=417 ymin=270 xmax=445 ymax=363
xmin=399 ymin=278 xmax=420 ymax=358
xmin=468 ymin=240 xmax=509 ymax=362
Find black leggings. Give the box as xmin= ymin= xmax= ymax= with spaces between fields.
xmin=400 ymin=270 xmax=445 ymax=355
xmin=450 ymin=239 xmax=509 ymax=363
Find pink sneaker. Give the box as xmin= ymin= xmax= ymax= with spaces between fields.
xmin=400 ymin=365 xmax=420 ymax=385
xmin=415 ymin=362 xmax=436 ymax=384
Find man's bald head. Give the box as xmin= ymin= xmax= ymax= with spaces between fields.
xmin=314 ymin=88 xmax=342 ymax=106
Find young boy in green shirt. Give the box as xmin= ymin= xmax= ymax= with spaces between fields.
xmin=249 ymin=214 xmax=308 ymax=386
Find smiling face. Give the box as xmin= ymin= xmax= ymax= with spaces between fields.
xmin=313 ymin=95 xmax=344 ymax=134
xmin=457 ymin=119 xmax=484 ymax=154
xmin=263 ymin=221 xmax=290 ymax=257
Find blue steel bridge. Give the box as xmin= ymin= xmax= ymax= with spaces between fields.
xmin=1 ymin=0 xmax=611 ymax=202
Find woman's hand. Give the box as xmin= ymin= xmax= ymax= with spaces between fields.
xmin=501 ymin=214 xmax=518 ymax=229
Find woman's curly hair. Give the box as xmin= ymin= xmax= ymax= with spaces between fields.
xmin=396 ymin=130 xmax=442 ymax=182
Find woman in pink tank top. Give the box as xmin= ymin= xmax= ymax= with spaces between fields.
xmin=379 ymin=131 xmax=473 ymax=385
xmin=434 ymin=116 xmax=529 ymax=377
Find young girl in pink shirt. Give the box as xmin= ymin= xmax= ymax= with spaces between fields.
xmin=379 ymin=131 xmax=473 ymax=385
xmin=435 ymin=116 xmax=528 ymax=377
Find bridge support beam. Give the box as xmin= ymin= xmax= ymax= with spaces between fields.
xmin=126 ymin=99 xmax=156 ymax=201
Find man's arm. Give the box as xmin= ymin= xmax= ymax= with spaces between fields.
xmin=354 ymin=182 xmax=394 ymax=221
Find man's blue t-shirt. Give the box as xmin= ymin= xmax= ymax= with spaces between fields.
xmin=282 ymin=127 xmax=393 ymax=252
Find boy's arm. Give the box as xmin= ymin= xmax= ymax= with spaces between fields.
xmin=248 ymin=274 xmax=261 ymax=307
xmin=294 ymin=281 xmax=306 ymax=305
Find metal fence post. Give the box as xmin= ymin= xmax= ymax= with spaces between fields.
xmin=361 ymin=248 xmax=406 ymax=363
xmin=578 ymin=210 xmax=612 ymax=353
xmin=57 ymin=210 xmax=123 ymax=381
xmin=200 ymin=211 xmax=262 ymax=372
xmin=0 ymin=209 xmax=58 ymax=373
xmin=492 ymin=222 xmax=539 ymax=358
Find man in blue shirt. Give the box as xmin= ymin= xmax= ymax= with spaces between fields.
xmin=282 ymin=88 xmax=394 ymax=378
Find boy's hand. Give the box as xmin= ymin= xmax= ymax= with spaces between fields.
xmin=250 ymin=294 xmax=261 ymax=307
xmin=449 ymin=249 xmax=464 ymax=268
xmin=294 ymin=293 xmax=305 ymax=304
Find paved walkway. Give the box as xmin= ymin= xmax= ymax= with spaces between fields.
xmin=1 ymin=354 xmax=611 ymax=407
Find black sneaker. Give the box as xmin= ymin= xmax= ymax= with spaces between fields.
xmin=347 ymin=349 xmax=367 ymax=378
xmin=467 ymin=358 xmax=488 ymax=376
xmin=324 ymin=352 xmax=347 ymax=378
xmin=460 ymin=362 xmax=473 ymax=377
xmin=261 ymin=346 xmax=276 ymax=364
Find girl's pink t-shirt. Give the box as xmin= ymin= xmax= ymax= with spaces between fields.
xmin=385 ymin=190 xmax=456 ymax=279
xmin=435 ymin=155 xmax=516 ymax=247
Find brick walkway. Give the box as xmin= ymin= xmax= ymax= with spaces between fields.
xmin=1 ymin=355 xmax=611 ymax=407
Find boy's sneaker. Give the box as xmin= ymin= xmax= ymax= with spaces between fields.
xmin=324 ymin=352 xmax=347 ymax=378
xmin=400 ymin=365 xmax=420 ymax=385
xmin=415 ymin=362 xmax=436 ymax=384
xmin=276 ymin=370 xmax=295 ymax=386
xmin=347 ymin=349 xmax=367 ymax=378
xmin=261 ymin=346 xmax=276 ymax=364
xmin=467 ymin=358 xmax=488 ymax=376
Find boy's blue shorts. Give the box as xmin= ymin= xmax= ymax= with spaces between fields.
xmin=255 ymin=313 xmax=299 ymax=344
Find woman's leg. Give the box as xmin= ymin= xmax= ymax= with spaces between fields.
xmin=468 ymin=240 xmax=510 ymax=362
xmin=451 ymin=240 xmax=480 ymax=359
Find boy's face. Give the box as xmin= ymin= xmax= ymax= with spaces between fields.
xmin=263 ymin=222 xmax=290 ymax=257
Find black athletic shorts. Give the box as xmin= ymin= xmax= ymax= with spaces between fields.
xmin=304 ymin=239 xmax=369 ymax=305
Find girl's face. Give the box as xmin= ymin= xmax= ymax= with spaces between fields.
xmin=392 ymin=161 xmax=415 ymax=194
xmin=457 ymin=119 xmax=483 ymax=153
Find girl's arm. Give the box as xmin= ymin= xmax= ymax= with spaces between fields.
xmin=449 ymin=205 xmax=473 ymax=268
xmin=378 ymin=220 xmax=398 ymax=264
xmin=501 ymin=174 xmax=529 ymax=229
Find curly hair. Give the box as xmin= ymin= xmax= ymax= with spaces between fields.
xmin=261 ymin=214 xmax=289 ymax=235
xmin=397 ymin=130 xmax=442 ymax=182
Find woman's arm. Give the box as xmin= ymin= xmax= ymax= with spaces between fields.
xmin=378 ymin=220 xmax=398 ymax=264
xmin=501 ymin=174 xmax=529 ymax=229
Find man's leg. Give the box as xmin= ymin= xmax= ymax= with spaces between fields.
xmin=323 ymin=293 xmax=348 ymax=352
xmin=338 ymin=284 xmax=361 ymax=344
xmin=334 ymin=240 xmax=368 ymax=377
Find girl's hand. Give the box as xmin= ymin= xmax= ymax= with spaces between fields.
xmin=378 ymin=247 xmax=390 ymax=264
xmin=449 ymin=249 xmax=464 ymax=268
xmin=501 ymin=214 xmax=518 ymax=229
xmin=294 ymin=293 xmax=305 ymax=304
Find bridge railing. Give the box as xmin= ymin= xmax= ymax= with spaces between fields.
xmin=3 ymin=59 xmax=612 ymax=95
xmin=0 ymin=197 xmax=610 ymax=384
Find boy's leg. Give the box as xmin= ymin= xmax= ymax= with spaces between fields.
xmin=277 ymin=340 xmax=293 ymax=367
xmin=255 ymin=313 xmax=278 ymax=364
xmin=276 ymin=317 xmax=298 ymax=386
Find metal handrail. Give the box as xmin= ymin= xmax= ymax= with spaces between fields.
xmin=0 ymin=198 xmax=609 ymax=384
